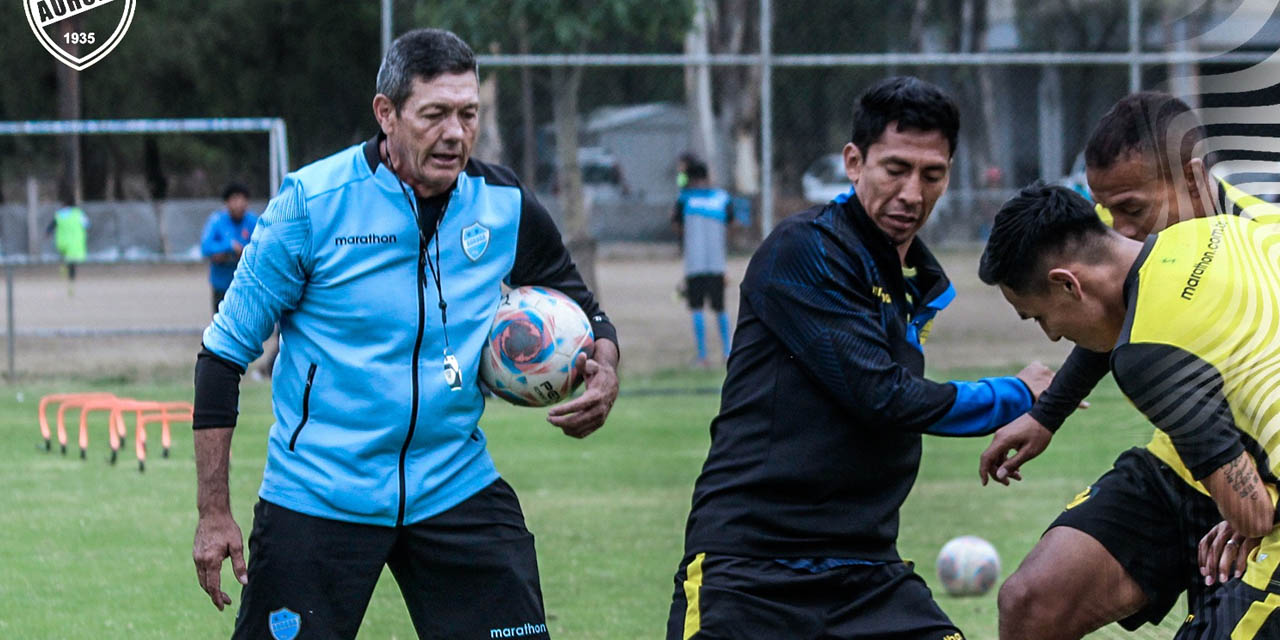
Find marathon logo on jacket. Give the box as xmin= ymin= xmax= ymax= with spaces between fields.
xmin=25 ymin=0 xmax=135 ymax=71
xmin=335 ymin=233 xmax=398 ymax=247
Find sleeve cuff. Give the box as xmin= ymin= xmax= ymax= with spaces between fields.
xmin=1027 ymin=404 xmax=1065 ymax=433
xmin=193 ymin=346 xmax=243 ymax=430
xmin=926 ymin=376 xmax=1033 ymax=437
xmin=1189 ymin=440 xmax=1246 ymax=482
xmin=588 ymin=314 xmax=618 ymax=351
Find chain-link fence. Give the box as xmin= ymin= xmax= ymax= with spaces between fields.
xmin=1 ymin=0 xmax=1278 ymax=386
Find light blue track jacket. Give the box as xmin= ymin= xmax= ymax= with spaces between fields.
xmin=202 ymin=137 xmax=615 ymax=526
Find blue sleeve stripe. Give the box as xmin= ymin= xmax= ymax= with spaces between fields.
xmin=924 ymin=377 xmax=1033 ymax=437
xmin=925 ymin=282 xmax=956 ymax=311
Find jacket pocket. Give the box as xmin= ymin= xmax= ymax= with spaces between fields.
xmin=288 ymin=363 xmax=318 ymax=451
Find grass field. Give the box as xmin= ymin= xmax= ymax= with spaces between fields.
xmin=0 ymin=367 xmax=1181 ymax=639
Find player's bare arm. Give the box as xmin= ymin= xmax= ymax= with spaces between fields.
xmin=1014 ymin=361 xmax=1053 ymax=399
xmin=1203 ymin=450 xmax=1273 ymax=539
xmin=192 ymin=427 xmax=247 ymax=611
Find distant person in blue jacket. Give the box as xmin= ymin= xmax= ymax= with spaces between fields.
xmin=200 ymin=183 xmax=257 ymax=315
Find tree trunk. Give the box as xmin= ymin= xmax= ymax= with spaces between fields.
xmin=57 ymin=17 xmax=82 ymax=205
xmin=714 ymin=0 xmax=760 ymax=196
xmin=474 ymin=69 xmax=504 ymax=164
xmin=908 ymin=0 xmax=929 ymax=49
xmin=144 ymin=137 xmax=169 ymax=255
xmin=551 ymin=65 xmax=597 ymax=295
xmin=685 ymin=0 xmax=717 ymax=174
xmin=1166 ymin=6 xmax=1199 ymax=103
xmin=518 ymin=21 xmax=538 ymax=189
xmin=974 ymin=0 xmax=1002 ymax=187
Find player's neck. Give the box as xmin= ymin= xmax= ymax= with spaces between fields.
xmin=1106 ymin=234 xmax=1145 ymax=309
xmin=896 ymin=240 xmax=912 ymax=266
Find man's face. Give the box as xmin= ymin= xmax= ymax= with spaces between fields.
xmin=377 ymin=72 xmax=479 ymax=197
xmin=1086 ymin=151 xmax=1200 ymax=240
xmin=999 ymin=279 xmax=1119 ymax=353
xmin=226 ymin=194 xmax=248 ymax=220
xmin=844 ymin=125 xmax=951 ymax=251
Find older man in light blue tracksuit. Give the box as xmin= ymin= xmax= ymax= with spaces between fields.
xmin=191 ymin=29 xmax=620 ymax=640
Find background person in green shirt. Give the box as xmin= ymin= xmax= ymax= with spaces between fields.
xmin=46 ymin=196 xmax=89 ymax=296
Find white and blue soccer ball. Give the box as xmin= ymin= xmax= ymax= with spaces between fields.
xmin=480 ymin=286 xmax=594 ymax=407
xmin=936 ymin=535 xmax=1001 ymax=597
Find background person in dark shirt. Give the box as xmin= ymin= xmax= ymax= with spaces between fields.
xmin=666 ymin=76 xmax=1054 ymax=640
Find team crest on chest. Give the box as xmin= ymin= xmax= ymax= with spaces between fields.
xmin=461 ymin=222 xmax=491 ymax=261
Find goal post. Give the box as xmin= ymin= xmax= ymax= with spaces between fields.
xmin=0 ymin=118 xmax=289 ymax=381
xmin=0 ymin=116 xmax=288 ymax=260
xmin=0 ymin=117 xmax=289 ymax=197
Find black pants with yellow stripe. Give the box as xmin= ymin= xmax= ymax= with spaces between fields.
xmin=667 ymin=552 xmax=963 ymax=640
xmin=1173 ymin=579 xmax=1280 ymax=639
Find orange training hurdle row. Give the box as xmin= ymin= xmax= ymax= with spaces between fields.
xmin=38 ymin=393 xmax=193 ymax=471
xmin=110 ymin=400 xmax=193 ymax=471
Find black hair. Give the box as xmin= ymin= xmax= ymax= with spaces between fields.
xmin=376 ymin=28 xmax=477 ymax=112
xmin=685 ymin=161 xmax=709 ymax=182
xmin=850 ymin=76 xmax=960 ymax=158
xmin=1084 ymin=92 xmax=1204 ymax=181
xmin=979 ymin=182 xmax=1110 ymax=294
xmin=222 ymin=182 xmax=249 ymax=201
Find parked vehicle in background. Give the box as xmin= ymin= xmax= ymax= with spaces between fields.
xmin=802 ymin=153 xmax=851 ymax=204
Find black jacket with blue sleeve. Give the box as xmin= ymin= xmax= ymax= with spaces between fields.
xmin=681 ymin=193 xmax=1031 ymax=561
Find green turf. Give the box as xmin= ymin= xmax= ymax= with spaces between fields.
xmin=0 ymin=370 xmax=1175 ymax=638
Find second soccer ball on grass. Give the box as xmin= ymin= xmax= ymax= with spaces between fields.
xmin=936 ymin=535 xmax=1001 ymax=597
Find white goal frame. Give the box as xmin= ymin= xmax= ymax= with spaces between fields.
xmin=0 ymin=117 xmax=288 ymax=197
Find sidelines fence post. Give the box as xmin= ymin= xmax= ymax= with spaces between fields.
xmin=5 ymin=260 xmax=13 ymax=382
xmin=759 ymin=0 xmax=774 ymax=237
xmin=26 ymin=176 xmax=38 ymax=258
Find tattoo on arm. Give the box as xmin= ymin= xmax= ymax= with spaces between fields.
xmin=1224 ymin=455 xmax=1258 ymax=501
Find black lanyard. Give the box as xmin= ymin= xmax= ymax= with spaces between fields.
xmin=386 ymin=149 xmax=451 ymax=348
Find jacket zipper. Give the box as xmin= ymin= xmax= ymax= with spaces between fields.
xmin=397 ymin=240 xmax=428 ymax=525
xmin=287 ymin=363 xmax=318 ymax=451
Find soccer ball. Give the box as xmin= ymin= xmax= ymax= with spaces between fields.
xmin=936 ymin=535 xmax=1001 ymax=597
xmin=479 ymin=286 xmax=594 ymax=407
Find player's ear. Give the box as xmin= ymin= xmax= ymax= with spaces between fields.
xmin=373 ymin=94 xmax=397 ymax=135
xmin=1183 ymin=157 xmax=1213 ymax=216
xmin=843 ymin=142 xmax=864 ymax=183
xmin=1046 ymin=268 xmax=1082 ymax=300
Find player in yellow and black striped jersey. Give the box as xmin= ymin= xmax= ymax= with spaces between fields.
xmin=982 ymin=92 xmax=1280 ymax=640
xmin=981 ymin=183 xmax=1280 ymax=640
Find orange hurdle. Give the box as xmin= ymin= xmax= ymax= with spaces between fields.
xmin=110 ymin=400 xmax=193 ymax=471
xmin=39 ymin=393 xmax=191 ymax=468
xmin=39 ymin=393 xmax=119 ymax=457
xmin=77 ymin=396 xmax=132 ymax=461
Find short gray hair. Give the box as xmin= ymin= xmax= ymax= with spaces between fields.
xmin=376 ymin=28 xmax=476 ymax=111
